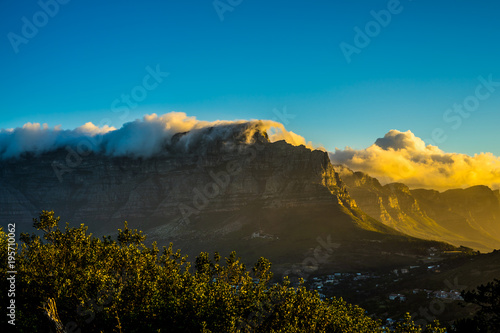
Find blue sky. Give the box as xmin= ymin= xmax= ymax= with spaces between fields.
xmin=1 ymin=0 xmax=499 ymax=155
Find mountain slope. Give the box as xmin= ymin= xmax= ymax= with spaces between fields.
xmin=334 ymin=165 xmax=500 ymax=252
xmin=411 ymin=186 xmax=500 ymax=248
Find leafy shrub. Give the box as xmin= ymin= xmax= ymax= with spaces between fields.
xmin=1 ymin=211 xmax=447 ymax=332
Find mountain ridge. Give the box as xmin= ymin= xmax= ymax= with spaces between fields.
xmin=334 ymin=165 xmax=500 ymax=252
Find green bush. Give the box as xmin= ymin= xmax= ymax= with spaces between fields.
xmin=1 ymin=211 xmax=447 ymax=332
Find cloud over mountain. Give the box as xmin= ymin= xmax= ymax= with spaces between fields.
xmin=330 ymin=130 xmax=500 ymax=190
xmin=0 ymin=112 xmax=310 ymax=160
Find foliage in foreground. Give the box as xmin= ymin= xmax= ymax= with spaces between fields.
xmin=1 ymin=211 xmax=449 ymax=332
xmin=451 ymin=278 xmax=500 ymax=332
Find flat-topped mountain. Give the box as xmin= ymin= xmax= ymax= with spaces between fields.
xmin=0 ymin=124 xmax=455 ymax=272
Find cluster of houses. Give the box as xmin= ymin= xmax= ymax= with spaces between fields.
xmin=309 ymin=272 xmax=379 ymax=290
xmin=392 ymin=268 xmax=410 ymax=275
xmin=304 ymin=253 xmax=460 ymax=304
xmin=412 ymin=288 xmax=463 ymax=300
xmin=387 ymin=289 xmax=463 ymax=302
xmin=388 ymin=293 xmax=407 ymax=302
xmin=392 ymin=263 xmax=442 ymax=276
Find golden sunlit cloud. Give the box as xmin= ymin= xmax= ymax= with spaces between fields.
xmin=76 ymin=122 xmax=116 ymax=135
xmin=330 ymin=130 xmax=500 ymax=190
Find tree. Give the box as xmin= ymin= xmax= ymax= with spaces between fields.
xmin=4 ymin=211 xmax=450 ymax=332
xmin=32 ymin=210 xmax=60 ymax=233
xmin=453 ymin=279 xmax=500 ymax=332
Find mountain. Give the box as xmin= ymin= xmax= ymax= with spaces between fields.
xmin=411 ymin=186 xmax=500 ymax=248
xmin=334 ymin=165 xmax=500 ymax=252
xmin=0 ymin=125 xmax=454 ymax=273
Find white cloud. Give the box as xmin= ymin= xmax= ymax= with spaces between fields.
xmin=0 ymin=112 xmax=312 ymax=159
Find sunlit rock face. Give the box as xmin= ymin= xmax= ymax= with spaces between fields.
xmin=412 ymin=186 xmax=500 ymax=249
xmin=335 ymin=165 xmax=500 ymax=252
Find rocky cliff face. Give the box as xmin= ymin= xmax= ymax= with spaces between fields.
xmin=5 ymin=129 xmax=438 ymax=271
xmin=0 ymin=138 xmax=350 ymax=229
xmin=335 ymin=165 xmax=500 ymax=252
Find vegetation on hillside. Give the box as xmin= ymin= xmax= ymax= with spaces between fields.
xmin=452 ymin=278 xmax=500 ymax=332
xmin=1 ymin=211 xmax=493 ymax=332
